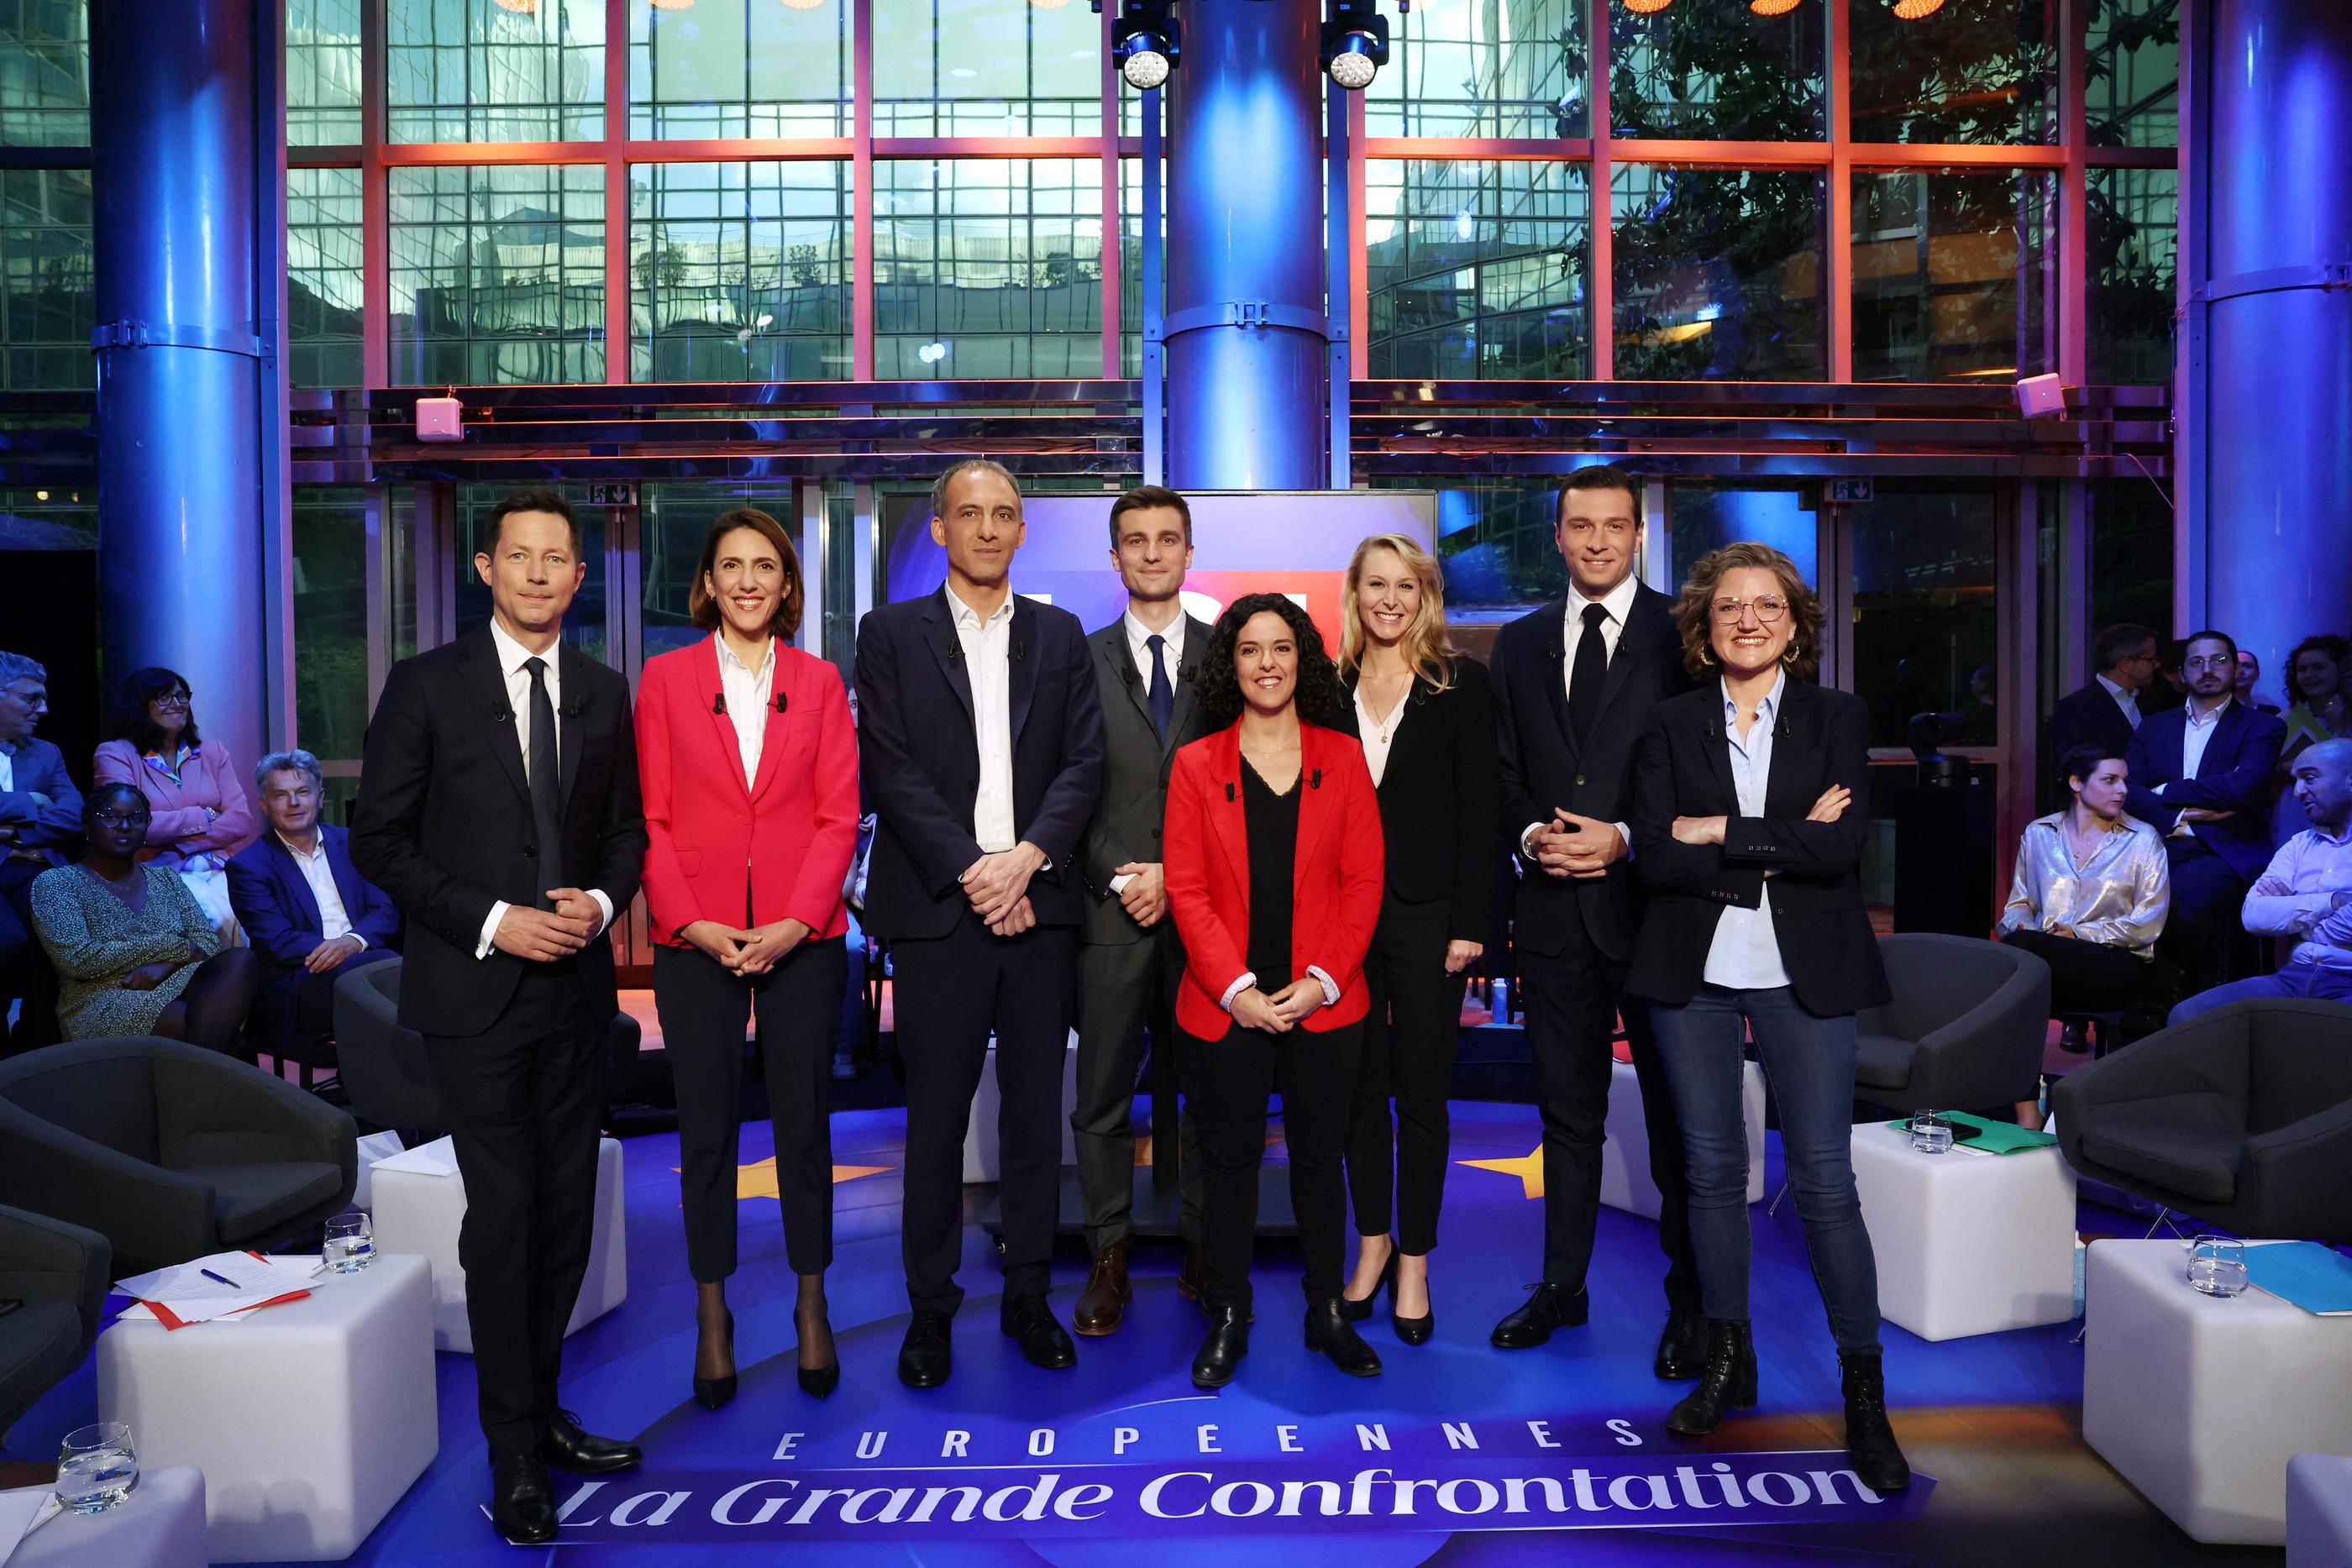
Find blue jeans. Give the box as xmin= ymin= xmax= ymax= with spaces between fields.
xmin=1648 ymin=983 xmax=1882 ymax=1357
xmin=2167 ymin=959 xmax=2352 ymax=1025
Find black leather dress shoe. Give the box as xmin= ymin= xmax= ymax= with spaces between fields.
xmin=541 ymin=1411 xmax=641 ymax=1474
xmin=1304 ymin=1298 xmax=1383 ymax=1377
xmin=1001 ymin=1293 xmax=1079 ymax=1369
xmin=899 ymin=1309 xmax=953 ymax=1389
xmin=1488 ymin=1282 xmax=1589 ymax=1350
xmin=1654 ymin=1306 xmax=1705 ymax=1381
xmin=490 ymin=1454 xmax=557 ymax=1545
xmin=1191 ymin=1304 xmax=1250 ymax=1388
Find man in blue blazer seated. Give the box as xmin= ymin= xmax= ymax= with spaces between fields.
xmin=227 ymin=747 xmax=402 ymax=1060
xmin=0 ymin=649 xmax=82 ymax=1049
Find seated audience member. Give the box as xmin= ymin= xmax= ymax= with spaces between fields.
xmin=2050 ymin=623 xmax=2158 ymax=774
xmin=226 ymin=749 xmax=401 ymax=1062
xmin=1998 ymin=746 xmax=2171 ymax=1016
xmin=2170 ymin=738 xmax=2352 ymax=1024
xmin=2234 ymin=648 xmax=2280 ymax=714
xmin=0 ymin=650 xmax=81 ymax=1049
xmin=94 ymin=667 xmax=256 ymax=941
xmin=2280 ymin=634 xmax=2352 ymax=768
xmin=29 ymin=783 xmax=260 ymax=1050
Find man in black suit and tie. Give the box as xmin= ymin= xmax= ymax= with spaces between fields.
xmin=351 ymin=490 xmax=648 ymax=1546
xmin=2049 ymin=622 xmax=2159 ymax=778
xmin=855 ymin=459 xmax=1105 ymax=1389
xmin=1070 ymin=485 xmax=1214 ymax=1335
xmin=1484 ymin=464 xmax=1703 ymax=1378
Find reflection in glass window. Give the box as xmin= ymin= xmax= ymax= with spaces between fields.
xmin=1848 ymin=0 xmax=2057 ymax=145
xmin=1383 ymin=478 xmax=1567 ymax=612
xmin=1366 ymin=160 xmax=1591 ymax=380
xmin=1368 ymin=0 xmax=1584 ymax=139
xmin=291 ymin=486 xmax=370 ymax=761
xmin=1610 ymin=5 xmax=1825 ymax=141
xmin=1119 ymin=156 xmax=1162 ymax=379
xmin=640 ymin=481 xmax=800 ymax=660
xmin=1613 ymin=165 xmax=1824 ymax=381
xmin=0 ymin=2 xmax=85 ymax=147
xmin=387 ymin=0 xmax=604 ymax=143
xmin=1852 ymin=169 xmax=2052 ymax=382
xmin=630 ymin=0 xmax=851 ymax=139
xmin=390 ymin=164 xmax=606 ymax=385
xmin=454 ymin=483 xmax=609 ymax=665
xmin=0 ymin=168 xmax=92 ymax=390
xmin=873 ymin=159 xmax=1101 ymax=379
xmin=2087 ymin=476 xmax=2172 ymax=639
xmin=2087 ymin=166 xmax=2175 ymax=385
xmin=1668 ymin=483 xmax=1819 ymax=590
xmin=871 ymin=0 xmax=1099 ymax=137
xmin=1850 ymin=484 xmax=1999 ymax=749
xmin=290 ymin=167 xmax=365 ymax=389
xmin=290 ymin=0 xmax=364 ymax=145
xmin=2087 ymin=0 xmax=2178 ymax=148
xmin=630 ymin=162 xmax=850 ymax=382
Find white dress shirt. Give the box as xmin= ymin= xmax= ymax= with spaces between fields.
xmin=2096 ymin=672 xmax=2142 ymax=732
xmin=1703 ymin=671 xmax=1793 ymax=990
xmin=1110 ymin=609 xmax=1184 ymax=896
xmin=0 ymin=742 xmax=13 ymax=793
xmin=2158 ymin=695 xmax=2234 ymax=840
xmin=475 ymin=618 xmax=615 ymax=958
xmin=717 ymin=633 xmax=776 ymax=788
xmin=277 ymin=829 xmax=360 ymax=946
xmin=1519 ymin=571 xmax=1643 ymax=862
xmin=951 ymin=585 xmax=1020 ymax=854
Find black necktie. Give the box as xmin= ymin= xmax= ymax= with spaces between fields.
xmin=1146 ymin=632 xmax=1174 ymax=742
xmin=524 ymin=656 xmax=564 ymax=909
xmin=1567 ymin=601 xmax=1609 ymax=745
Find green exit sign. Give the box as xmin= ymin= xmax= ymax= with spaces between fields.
xmin=1829 ymin=479 xmax=1874 ymax=504
xmin=587 ymin=482 xmax=636 ymax=506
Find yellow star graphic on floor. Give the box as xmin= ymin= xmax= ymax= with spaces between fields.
xmin=665 ymin=1158 xmax=893 ymax=1201
xmin=1459 ymin=1145 xmax=1545 ymax=1201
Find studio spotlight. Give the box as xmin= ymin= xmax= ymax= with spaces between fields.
xmin=1320 ymin=0 xmax=1389 ymax=92
xmin=1100 ymin=0 xmax=1180 ymax=91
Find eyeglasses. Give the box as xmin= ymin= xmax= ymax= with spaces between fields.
xmin=1709 ymin=595 xmax=1789 ymax=625
xmin=150 ymin=692 xmax=191 ymax=709
xmin=90 ymin=810 xmax=149 ymax=829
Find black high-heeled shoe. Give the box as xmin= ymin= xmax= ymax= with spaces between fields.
xmin=1389 ymin=1257 xmax=1433 ymax=1346
xmin=796 ymin=1298 xmax=841 ymax=1400
xmin=1341 ymin=1245 xmax=1396 ymax=1324
xmin=693 ymin=1308 xmax=738 ymax=1410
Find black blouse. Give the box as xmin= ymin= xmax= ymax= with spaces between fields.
xmin=1241 ymin=761 xmax=1299 ymax=994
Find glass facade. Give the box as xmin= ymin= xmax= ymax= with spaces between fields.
xmin=1609 ymin=6 xmax=1826 ymax=142
xmin=0 ymin=165 xmax=88 ymax=390
xmin=2087 ymin=165 xmax=2176 ymax=385
xmin=631 ymin=0 xmax=853 ymax=139
xmin=1366 ymin=159 xmax=1591 ymax=381
xmin=0 ymin=1 xmax=86 ymax=148
xmin=1368 ymin=0 xmax=1584 ymax=140
xmin=1612 ymin=165 xmax=1825 ymax=382
xmin=870 ymin=0 xmax=1099 ymax=137
xmin=1847 ymin=0 xmax=2059 ymax=145
xmin=289 ymin=0 xmax=364 ymax=145
xmin=630 ymin=160 xmax=852 ymax=382
xmin=1849 ymin=483 xmax=2001 ymax=749
xmin=389 ymin=162 xmax=607 ymax=385
xmin=291 ymin=485 xmax=371 ymax=763
xmin=1851 ymin=168 xmax=2053 ymax=382
xmin=873 ymin=157 xmax=1100 ymax=379
xmin=2087 ymin=0 xmax=2180 ymax=148
xmin=387 ymin=0 xmax=606 ymax=143
xmin=289 ymin=165 xmax=365 ymax=389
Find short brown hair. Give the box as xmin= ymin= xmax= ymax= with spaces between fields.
xmin=1672 ymin=541 xmax=1826 ymax=680
xmin=1557 ymin=464 xmax=1643 ymax=527
xmin=1106 ymin=485 xmax=1192 ymax=547
xmin=486 ymin=488 xmax=581 ymax=557
xmin=688 ymin=508 xmax=803 ymax=640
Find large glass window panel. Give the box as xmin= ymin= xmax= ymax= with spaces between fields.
xmin=0 ymin=167 xmax=91 ymax=390
xmin=1852 ymin=168 xmax=2052 ymax=382
xmin=871 ymin=0 xmax=1099 ymax=138
xmin=1850 ymin=483 xmax=2000 ymax=749
xmin=453 ymin=483 xmax=609 ymax=665
xmin=630 ymin=161 xmax=850 ymax=382
xmin=0 ymin=480 xmax=92 ymax=548
xmin=2087 ymin=476 xmax=2172 ymax=640
xmin=390 ymin=163 xmax=606 ymax=385
xmin=1848 ymin=0 xmax=2058 ymax=145
xmin=290 ymin=166 xmax=365 ymax=388
xmin=1119 ymin=156 xmax=1161 ymax=380
xmin=639 ymin=481 xmax=800 ymax=660
xmin=2087 ymin=165 xmax=2176 ymax=385
xmin=291 ymin=486 xmax=370 ymax=762
xmin=1366 ymin=159 xmax=1592 ymax=380
xmin=1385 ymin=478 xmax=1567 ymax=612
xmin=1610 ymin=5 xmax=1825 ymax=141
xmin=1667 ymin=481 xmax=1819 ymax=590
xmin=387 ymin=0 xmax=604 ymax=143
xmin=289 ymin=0 xmax=364 ymax=144
xmin=1613 ymin=165 xmax=1824 ymax=381
xmin=874 ymin=159 xmax=1101 ymax=379
xmin=1368 ymin=0 xmax=1584 ymax=139
xmin=630 ymin=0 xmax=851 ymax=139
xmin=0 ymin=2 xmax=86 ymax=147
xmin=2087 ymin=0 xmax=2178 ymax=148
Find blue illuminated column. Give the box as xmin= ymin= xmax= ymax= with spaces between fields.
xmin=89 ymin=0 xmax=270 ymax=780
xmin=1164 ymin=1 xmax=1328 ymax=490
xmin=2197 ymin=3 xmax=2352 ymax=671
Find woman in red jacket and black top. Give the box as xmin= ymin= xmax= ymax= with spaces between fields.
xmin=1164 ymin=593 xmax=1385 ymax=1389
xmin=636 ymin=508 xmax=859 ymax=1409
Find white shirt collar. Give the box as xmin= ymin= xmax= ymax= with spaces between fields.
xmin=715 ymin=633 xmax=775 ymax=678
xmin=488 ymin=617 xmax=559 ymax=679
xmin=1720 ymin=668 xmax=1788 ymax=720
xmin=1123 ymin=608 xmax=1184 ymax=656
xmin=1570 ymin=571 xmax=1642 ymax=630
xmin=948 ymin=585 xmax=1015 ymax=632
xmin=275 ymin=827 xmax=325 ymax=861
xmin=2096 ymin=673 xmax=2136 ymax=703
xmin=2187 ymin=693 xmax=2234 ymax=728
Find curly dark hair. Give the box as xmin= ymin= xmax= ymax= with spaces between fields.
xmin=1195 ymin=593 xmax=1351 ymax=731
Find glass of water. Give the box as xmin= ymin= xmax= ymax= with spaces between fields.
xmin=323 ymin=1212 xmax=375 ymax=1273
xmin=57 ymin=1422 xmax=137 ymax=1514
xmin=2186 ymin=1235 xmax=2250 ymax=1298
xmin=1908 ymin=1110 xmax=1954 ymax=1155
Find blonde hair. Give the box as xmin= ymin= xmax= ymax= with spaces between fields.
xmin=1339 ymin=532 xmax=1455 ymax=692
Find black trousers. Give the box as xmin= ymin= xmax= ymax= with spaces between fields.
xmin=1073 ymin=924 xmax=1204 ymax=1251
xmin=890 ymin=914 xmax=1074 ymax=1315
xmin=656 ymin=937 xmax=845 ymax=1283
xmin=1520 ymin=914 xmax=1699 ymax=1311
xmin=1343 ymin=891 xmax=1467 ymax=1256
xmin=2159 ymin=840 xmax=2250 ymax=995
xmin=1190 ymin=1018 xmax=1362 ymax=1311
xmin=425 ymin=964 xmax=602 ymax=1459
xmin=1999 ymin=928 xmax=2151 ymax=1015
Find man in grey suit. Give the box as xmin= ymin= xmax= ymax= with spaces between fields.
xmin=1071 ymin=485 xmax=1215 ymax=1335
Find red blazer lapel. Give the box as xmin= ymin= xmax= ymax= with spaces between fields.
xmin=1208 ymin=725 xmax=1251 ymax=913
xmin=1295 ymin=723 xmax=1347 ymax=878
xmin=697 ymin=636 xmax=756 ymax=803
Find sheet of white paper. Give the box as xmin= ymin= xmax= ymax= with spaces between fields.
xmin=0 ymin=1487 xmax=60 ymax=1568
xmin=114 ymin=1250 xmax=300 ymax=1303
xmin=370 ymin=1135 xmax=461 ymax=1177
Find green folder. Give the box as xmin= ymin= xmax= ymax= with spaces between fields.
xmin=1882 ymin=1109 xmax=2059 ymax=1155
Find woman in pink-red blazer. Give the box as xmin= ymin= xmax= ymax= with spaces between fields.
xmin=95 ymin=666 xmax=259 ymax=941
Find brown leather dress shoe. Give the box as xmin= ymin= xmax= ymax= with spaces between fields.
xmin=1074 ymin=1241 xmax=1132 ymax=1336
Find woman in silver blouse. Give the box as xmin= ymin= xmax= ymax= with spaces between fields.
xmin=1998 ymin=742 xmax=2171 ymax=1030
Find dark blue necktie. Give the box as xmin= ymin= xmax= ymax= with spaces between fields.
xmin=1146 ymin=633 xmax=1174 ymax=742
xmin=524 ymin=656 xmax=564 ymax=910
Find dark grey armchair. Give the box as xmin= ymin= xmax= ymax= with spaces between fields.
xmin=1852 ymin=933 xmax=2052 ymax=1115
xmin=0 ymin=1204 xmax=108 ymax=1445
xmin=2051 ymin=997 xmax=2352 ymax=1239
xmin=0 ymin=1037 xmax=357 ymax=1274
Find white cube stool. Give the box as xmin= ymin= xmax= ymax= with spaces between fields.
xmin=3 ymin=1466 xmax=207 ymax=1568
xmin=97 ymin=1256 xmax=437 ymax=1563
xmin=370 ymin=1135 xmax=627 ymax=1353
xmin=962 ymin=1029 xmax=1081 ymax=1183
xmin=1599 ymin=1057 xmax=1765 ymax=1219
xmin=2289 ymin=1453 xmax=2352 ymax=1567
xmin=2083 ymin=1240 xmax=2352 ymax=1545
xmin=1849 ymin=1120 xmax=2076 ymax=1340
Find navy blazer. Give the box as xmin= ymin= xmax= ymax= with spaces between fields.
xmin=2124 ymin=699 xmax=2288 ymax=884
xmin=0 ymin=736 xmax=83 ymax=864
xmin=2048 ymin=680 xmax=2138 ymax=777
xmin=226 ymin=825 xmax=403 ymax=972
xmin=853 ymin=586 xmax=1105 ymax=942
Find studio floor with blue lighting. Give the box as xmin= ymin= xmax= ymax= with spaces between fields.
xmin=8 ymin=1099 xmax=2284 ymax=1565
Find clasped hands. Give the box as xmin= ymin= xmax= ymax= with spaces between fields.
xmin=1531 ymin=810 xmax=1627 ymax=881
xmin=963 ymin=842 xmax=1047 ymax=936
xmin=494 ymin=889 xmax=606 ymax=963
xmin=1671 ymin=784 xmax=1851 ymax=873
xmin=1231 ymin=978 xmax=1326 ymax=1035
xmin=681 ymin=915 xmax=812 ymax=975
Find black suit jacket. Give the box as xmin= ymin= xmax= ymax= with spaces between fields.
xmin=1080 ymin=613 xmax=1215 ymax=947
xmin=1341 ymin=656 xmax=1499 ymax=941
xmin=2050 ymin=680 xmax=2137 ymax=774
xmin=350 ymin=627 xmax=647 ymax=1037
xmin=1488 ymin=584 xmax=1690 ymax=961
xmin=1625 ymin=679 xmax=1891 ymax=1017
xmin=854 ymin=586 xmax=1105 ymax=942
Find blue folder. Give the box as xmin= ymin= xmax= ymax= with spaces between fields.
xmin=2244 ymin=1241 xmax=2352 ymax=1316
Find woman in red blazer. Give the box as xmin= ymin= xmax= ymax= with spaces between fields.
xmin=637 ymin=508 xmax=858 ymax=1409
xmin=1164 ymin=593 xmax=1385 ymax=1390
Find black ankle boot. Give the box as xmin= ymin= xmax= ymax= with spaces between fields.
xmin=1304 ymin=1298 xmax=1383 ymax=1377
xmin=1665 ymin=1319 xmax=1756 ymax=1435
xmin=1839 ymin=1352 xmax=1911 ymax=1492
xmin=1191 ymin=1305 xmax=1250 ymax=1388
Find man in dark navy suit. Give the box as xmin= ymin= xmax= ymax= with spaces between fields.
xmin=0 ymin=649 xmax=80 ymax=1050
xmin=855 ymin=459 xmax=1105 ymax=1389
